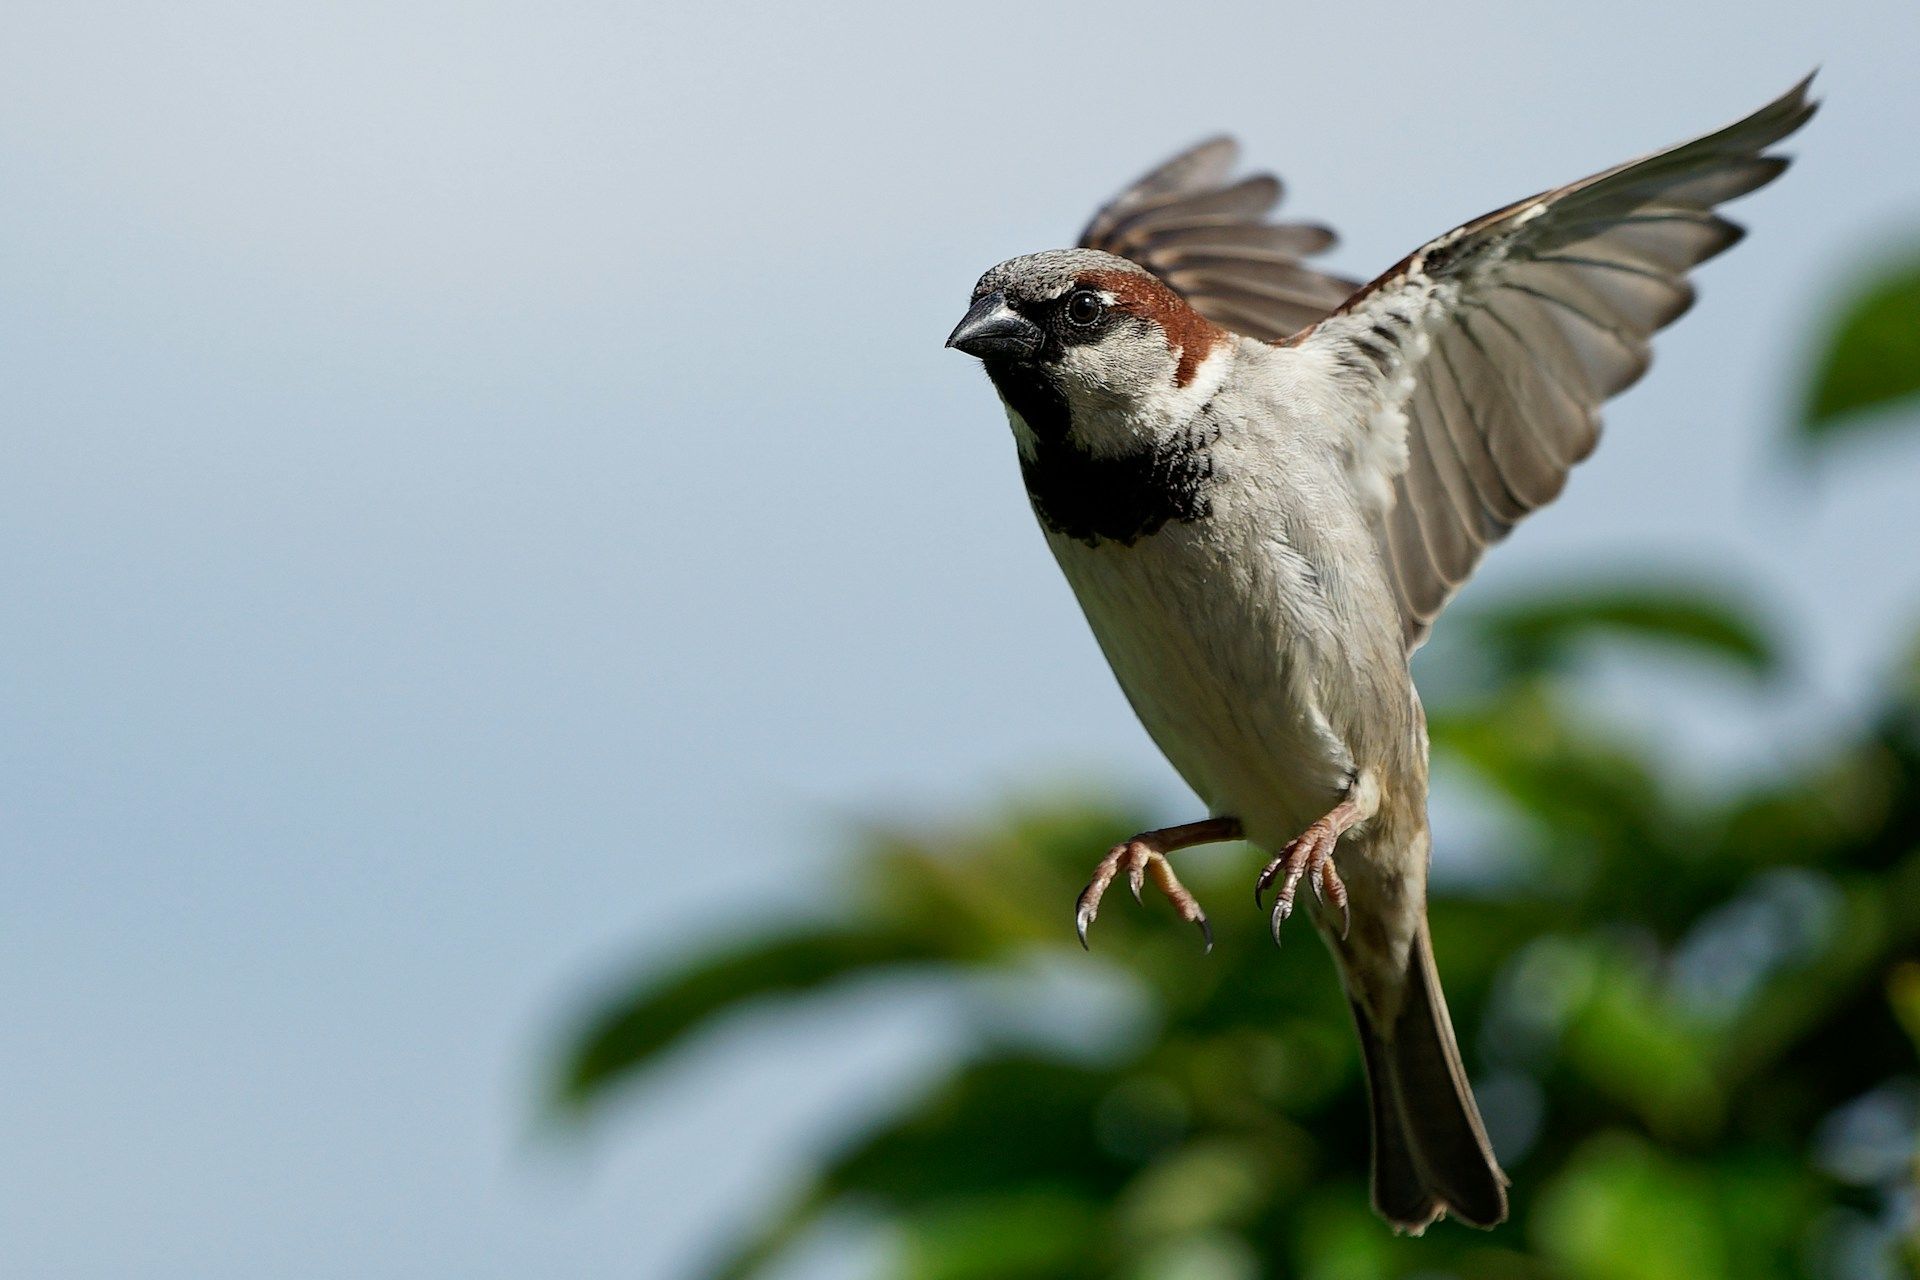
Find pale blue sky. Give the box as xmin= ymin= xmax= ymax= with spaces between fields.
xmin=3 ymin=2 xmax=1919 ymax=1276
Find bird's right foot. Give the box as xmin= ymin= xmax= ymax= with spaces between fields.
xmin=1074 ymin=816 xmax=1242 ymax=953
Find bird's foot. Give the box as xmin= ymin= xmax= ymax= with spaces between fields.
xmin=1074 ymin=817 xmax=1241 ymax=953
xmin=1254 ymin=815 xmax=1352 ymax=944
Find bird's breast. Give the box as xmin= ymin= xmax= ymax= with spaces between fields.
xmin=1046 ymin=475 xmax=1360 ymax=847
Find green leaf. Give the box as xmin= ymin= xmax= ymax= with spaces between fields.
xmin=819 ymin=1056 xmax=1134 ymax=1206
xmin=1803 ymin=256 xmax=1920 ymax=437
xmin=689 ymin=1185 xmax=833 ymax=1280
xmin=1889 ymin=960 xmax=1920 ymax=1057
xmin=551 ymin=926 xmax=941 ymax=1109
xmin=1428 ymin=688 xmax=1681 ymax=879
xmin=1532 ymin=1134 xmax=1731 ymax=1280
xmin=1112 ymin=1137 xmax=1278 ymax=1242
xmin=1558 ymin=946 xmax=1721 ymax=1138
xmin=1718 ymin=850 xmax=1920 ymax=1091
xmin=898 ymin=1189 xmax=1106 ymax=1280
xmin=1465 ymin=584 xmax=1779 ymax=681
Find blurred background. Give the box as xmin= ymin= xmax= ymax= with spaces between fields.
xmin=4 ymin=2 xmax=1919 ymax=1277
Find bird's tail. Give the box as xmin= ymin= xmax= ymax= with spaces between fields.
xmin=1348 ymin=920 xmax=1508 ymax=1233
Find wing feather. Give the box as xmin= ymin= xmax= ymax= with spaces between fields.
xmin=1428 ymin=339 xmax=1530 ymax=525
xmin=1080 ymin=137 xmax=1357 ymax=342
xmin=1290 ymin=77 xmax=1814 ymax=646
xmin=1400 ymin=415 xmax=1478 ymax=594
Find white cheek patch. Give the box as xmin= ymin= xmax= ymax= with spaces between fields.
xmin=1056 ymin=340 xmax=1174 ymax=452
xmin=1054 ymin=331 xmax=1237 ymax=460
xmin=1059 ymin=320 xmax=1173 ymax=392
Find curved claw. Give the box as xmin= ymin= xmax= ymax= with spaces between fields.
xmin=1196 ymin=913 xmax=1214 ymax=955
xmin=1074 ymin=888 xmax=1098 ymax=950
xmin=1127 ymin=857 xmax=1146 ymax=905
xmin=1253 ymin=858 xmax=1281 ymax=910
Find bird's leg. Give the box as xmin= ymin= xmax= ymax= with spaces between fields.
xmin=1255 ymin=797 xmax=1361 ymax=944
xmin=1074 ymin=816 xmax=1243 ymax=953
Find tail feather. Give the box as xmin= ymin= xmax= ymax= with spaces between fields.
xmin=1349 ymin=921 xmax=1508 ymax=1232
xmin=1356 ymin=1022 xmax=1442 ymax=1228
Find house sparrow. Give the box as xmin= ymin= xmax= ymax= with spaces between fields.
xmin=946 ymin=77 xmax=1815 ymax=1232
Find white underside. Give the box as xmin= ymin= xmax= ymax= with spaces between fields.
xmin=1049 ymin=502 xmax=1355 ymax=851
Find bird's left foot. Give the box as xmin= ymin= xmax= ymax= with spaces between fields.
xmin=1254 ymin=804 xmax=1358 ymax=944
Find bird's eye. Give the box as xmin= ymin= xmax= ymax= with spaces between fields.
xmin=1065 ymin=289 xmax=1104 ymax=326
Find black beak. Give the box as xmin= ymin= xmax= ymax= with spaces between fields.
xmin=946 ymin=292 xmax=1043 ymax=360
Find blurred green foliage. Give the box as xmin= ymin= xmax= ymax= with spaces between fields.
xmin=1803 ymin=255 xmax=1920 ymax=438
xmin=552 ymin=257 xmax=1920 ymax=1277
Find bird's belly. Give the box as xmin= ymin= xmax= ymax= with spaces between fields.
xmin=1050 ymin=525 xmax=1354 ymax=848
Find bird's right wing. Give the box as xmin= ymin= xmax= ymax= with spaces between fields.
xmin=1291 ymin=76 xmax=1816 ymax=651
xmin=1080 ymin=137 xmax=1359 ymax=341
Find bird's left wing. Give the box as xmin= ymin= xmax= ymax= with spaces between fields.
xmin=1292 ymin=76 xmax=1816 ymax=651
xmin=1080 ymin=136 xmax=1358 ymax=340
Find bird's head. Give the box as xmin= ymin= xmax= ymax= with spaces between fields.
xmin=946 ymin=248 xmax=1228 ymax=455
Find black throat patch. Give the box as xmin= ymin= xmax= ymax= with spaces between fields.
xmin=1019 ymin=432 xmax=1220 ymax=547
xmin=985 ymin=361 xmax=1219 ymax=548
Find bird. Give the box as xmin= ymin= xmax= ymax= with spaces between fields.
xmin=944 ymin=76 xmax=1816 ymax=1233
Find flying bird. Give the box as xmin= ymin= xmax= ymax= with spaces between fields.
xmin=945 ymin=76 xmax=1815 ymax=1232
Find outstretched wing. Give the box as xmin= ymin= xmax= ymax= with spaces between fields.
xmin=1080 ymin=137 xmax=1358 ymax=341
xmin=1294 ymin=76 xmax=1816 ymax=651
